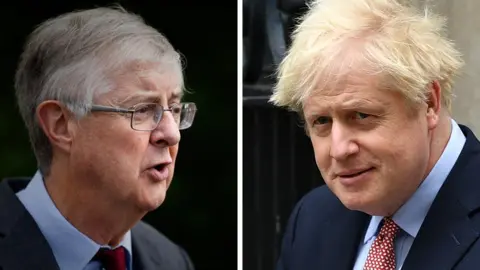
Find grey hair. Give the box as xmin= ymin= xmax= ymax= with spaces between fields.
xmin=14 ymin=6 xmax=184 ymax=176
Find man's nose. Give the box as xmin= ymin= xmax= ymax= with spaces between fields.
xmin=329 ymin=122 xmax=359 ymax=160
xmin=150 ymin=111 xmax=181 ymax=147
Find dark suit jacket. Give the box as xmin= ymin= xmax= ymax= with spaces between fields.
xmin=276 ymin=124 xmax=480 ymax=270
xmin=0 ymin=178 xmax=194 ymax=270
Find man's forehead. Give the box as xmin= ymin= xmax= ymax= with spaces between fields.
xmin=303 ymin=84 xmax=390 ymax=113
xmin=123 ymin=62 xmax=182 ymax=88
xmin=99 ymin=73 xmax=183 ymax=105
xmin=310 ymin=68 xmax=382 ymax=98
xmin=132 ymin=66 xmax=182 ymax=88
xmin=116 ymin=58 xmax=183 ymax=88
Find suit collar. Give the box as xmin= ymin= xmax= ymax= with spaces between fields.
xmin=0 ymin=179 xmax=60 ymax=270
xmin=306 ymin=193 xmax=370 ymax=270
xmin=453 ymin=125 xmax=480 ymax=212
xmin=131 ymin=222 xmax=163 ymax=270
xmin=402 ymin=124 xmax=480 ymax=270
xmin=324 ymin=210 xmax=370 ymax=270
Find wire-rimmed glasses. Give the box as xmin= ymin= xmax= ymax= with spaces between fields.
xmin=90 ymin=102 xmax=197 ymax=131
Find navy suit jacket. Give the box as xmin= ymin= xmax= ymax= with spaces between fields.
xmin=0 ymin=178 xmax=194 ymax=270
xmin=276 ymin=125 xmax=480 ymax=270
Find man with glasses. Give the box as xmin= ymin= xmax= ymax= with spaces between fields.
xmin=0 ymin=6 xmax=196 ymax=270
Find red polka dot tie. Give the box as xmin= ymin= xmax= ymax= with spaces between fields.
xmin=363 ymin=217 xmax=399 ymax=270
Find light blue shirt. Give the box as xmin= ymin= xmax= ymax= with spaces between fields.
xmin=353 ymin=119 xmax=466 ymax=270
xmin=16 ymin=171 xmax=133 ymax=270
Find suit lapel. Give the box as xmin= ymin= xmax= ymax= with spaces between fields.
xmin=307 ymin=201 xmax=370 ymax=270
xmin=0 ymin=180 xmax=59 ymax=270
xmin=325 ymin=212 xmax=370 ymax=270
xmin=325 ymin=211 xmax=370 ymax=270
xmin=402 ymin=125 xmax=480 ymax=270
xmin=131 ymin=226 xmax=162 ymax=270
xmin=401 ymin=186 xmax=479 ymax=270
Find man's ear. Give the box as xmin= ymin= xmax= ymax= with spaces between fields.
xmin=426 ymin=81 xmax=442 ymax=130
xmin=36 ymin=101 xmax=75 ymax=153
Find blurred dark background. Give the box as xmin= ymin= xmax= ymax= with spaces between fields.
xmin=0 ymin=1 xmax=237 ymax=270
xmin=243 ymin=0 xmax=325 ymax=269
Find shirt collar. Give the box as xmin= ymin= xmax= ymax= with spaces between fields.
xmin=16 ymin=171 xmax=132 ymax=270
xmin=363 ymin=119 xmax=466 ymax=243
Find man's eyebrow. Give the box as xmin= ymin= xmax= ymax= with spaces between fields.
xmin=341 ymin=99 xmax=375 ymax=109
xmin=171 ymin=91 xmax=183 ymax=101
xmin=303 ymin=98 xmax=383 ymax=117
xmin=118 ymin=90 xmax=184 ymax=105
xmin=118 ymin=94 xmax=160 ymax=105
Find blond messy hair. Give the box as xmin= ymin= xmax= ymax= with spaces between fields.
xmin=269 ymin=0 xmax=464 ymax=113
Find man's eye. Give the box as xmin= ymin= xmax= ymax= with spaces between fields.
xmin=172 ymin=107 xmax=182 ymax=114
xmin=355 ymin=112 xmax=370 ymax=119
xmin=313 ymin=116 xmax=331 ymax=125
xmin=136 ymin=104 xmax=155 ymax=114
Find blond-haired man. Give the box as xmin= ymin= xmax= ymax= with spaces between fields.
xmin=271 ymin=0 xmax=480 ymax=269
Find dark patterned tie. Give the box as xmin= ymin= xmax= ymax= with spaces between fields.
xmin=93 ymin=246 xmax=127 ymax=270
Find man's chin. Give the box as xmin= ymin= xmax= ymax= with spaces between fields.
xmin=137 ymin=196 xmax=166 ymax=212
xmin=336 ymin=191 xmax=373 ymax=212
xmin=135 ymin=186 xmax=167 ymax=212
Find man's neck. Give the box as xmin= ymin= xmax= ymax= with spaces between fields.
xmin=423 ymin=114 xmax=453 ymax=180
xmin=44 ymin=165 xmax=144 ymax=246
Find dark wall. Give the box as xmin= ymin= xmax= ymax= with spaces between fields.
xmin=0 ymin=1 xmax=237 ymax=270
xmin=242 ymin=0 xmax=325 ymax=269
xmin=243 ymin=97 xmax=324 ymax=270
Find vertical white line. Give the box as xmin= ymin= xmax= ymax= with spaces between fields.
xmin=237 ymin=0 xmax=243 ymax=269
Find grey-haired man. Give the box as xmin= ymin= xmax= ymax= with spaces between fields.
xmin=0 ymin=7 xmax=196 ymax=270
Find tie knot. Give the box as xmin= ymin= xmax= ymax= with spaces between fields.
xmin=378 ymin=217 xmax=399 ymax=240
xmin=93 ymin=246 xmax=126 ymax=270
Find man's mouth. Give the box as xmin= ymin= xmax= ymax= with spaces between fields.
xmin=337 ymin=167 xmax=374 ymax=178
xmin=146 ymin=161 xmax=172 ymax=182
xmin=153 ymin=164 xmax=167 ymax=172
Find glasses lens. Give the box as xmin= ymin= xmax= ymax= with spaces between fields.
xmin=132 ymin=103 xmax=159 ymax=131
xmin=131 ymin=103 xmax=196 ymax=131
xmin=179 ymin=103 xmax=197 ymax=130
xmin=170 ymin=104 xmax=183 ymax=124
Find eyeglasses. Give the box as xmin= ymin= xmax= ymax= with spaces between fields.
xmin=90 ymin=102 xmax=197 ymax=131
